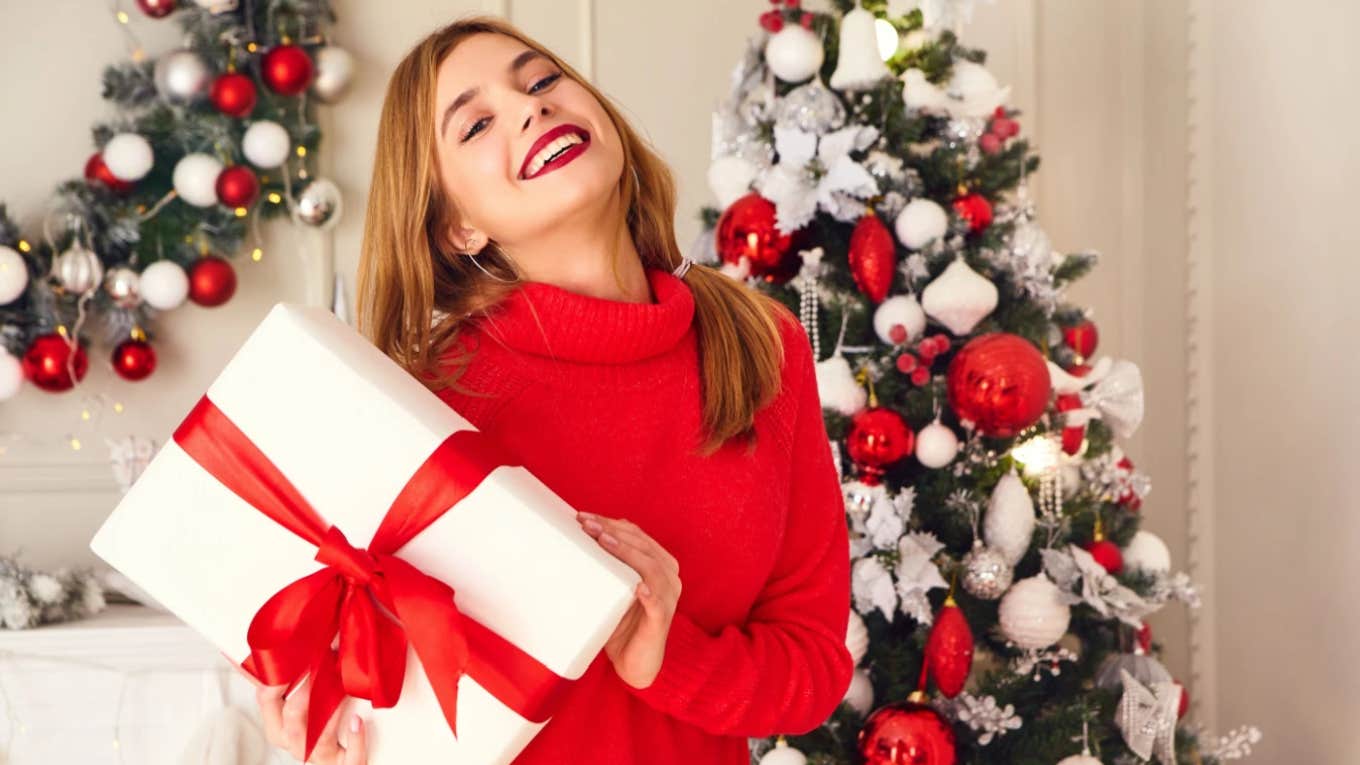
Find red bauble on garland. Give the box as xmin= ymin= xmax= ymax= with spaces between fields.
xmin=112 ymin=338 xmax=157 ymax=381
xmin=1117 ymin=454 xmax=1142 ymax=510
xmin=135 ymin=0 xmax=177 ymax=18
xmin=210 ymin=72 xmax=258 ymax=118
xmin=1175 ymin=681 xmax=1189 ymax=719
xmin=22 ymin=333 xmax=89 ymax=392
xmin=84 ymin=152 xmax=134 ymax=195
xmin=1062 ymin=319 xmax=1100 ymax=361
xmin=215 ymin=165 xmax=260 ymax=208
xmin=924 ymin=596 xmax=974 ymax=698
xmin=714 ymin=193 xmax=801 ymax=284
xmin=847 ymin=406 xmax=914 ymax=485
xmin=952 ymin=193 xmax=993 ymax=233
xmin=848 ymin=209 xmax=896 ymax=303
xmin=858 ymin=694 xmax=957 ymax=765
xmin=262 ymin=43 xmax=314 ymax=96
xmin=1085 ymin=539 xmax=1124 ymax=574
xmin=946 ymin=332 xmax=1052 ymax=438
xmin=188 ymin=255 xmax=237 ymax=307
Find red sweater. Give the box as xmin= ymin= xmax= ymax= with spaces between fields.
xmin=435 ymin=266 xmax=853 ymax=763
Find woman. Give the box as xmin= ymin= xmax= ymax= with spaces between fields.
xmin=248 ymin=14 xmax=852 ymax=764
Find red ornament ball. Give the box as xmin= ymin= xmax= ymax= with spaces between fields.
xmin=978 ymin=132 xmax=1002 ymax=155
xmin=1063 ymin=319 xmax=1100 ymax=360
xmin=952 ymin=193 xmax=993 ymax=233
xmin=210 ymin=72 xmax=258 ymax=118
xmin=188 ymin=255 xmax=237 ymax=307
xmin=216 ymin=165 xmax=260 ymax=208
xmin=1136 ymin=621 xmax=1153 ymax=653
xmin=262 ymin=44 xmax=314 ymax=96
xmin=22 ymin=333 xmax=89 ymax=392
xmin=112 ymin=339 xmax=157 ymax=381
xmin=135 ymin=0 xmax=176 ymax=18
xmin=1175 ymin=681 xmax=1189 ymax=719
xmin=946 ymin=333 xmax=1052 ymax=438
xmin=714 ymin=193 xmax=801 ymax=284
xmin=847 ymin=407 xmax=914 ymax=485
xmin=858 ymin=697 xmax=957 ymax=765
xmin=925 ymin=599 xmax=974 ymax=698
xmin=84 ymin=152 xmax=134 ymax=194
xmin=1085 ymin=538 xmax=1124 ymax=574
xmin=848 ymin=210 xmax=897 ymax=303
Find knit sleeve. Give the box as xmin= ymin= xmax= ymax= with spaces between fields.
xmin=624 ymin=313 xmax=854 ymax=738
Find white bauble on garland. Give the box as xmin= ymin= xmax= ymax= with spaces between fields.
xmin=758 ymin=738 xmax=807 ymax=765
xmin=998 ymin=575 xmax=1070 ymax=650
xmin=815 ymin=354 xmax=866 ymax=416
xmin=242 ymin=121 xmax=291 ymax=169
xmin=103 ymin=133 xmax=154 ymax=181
xmin=0 ymin=246 xmax=28 ymax=304
xmin=173 ymin=153 xmax=224 ymax=208
xmin=0 ymin=349 xmax=23 ymax=401
xmin=312 ymin=46 xmax=355 ymax=103
xmin=893 ymin=197 xmax=948 ymax=249
xmin=1123 ymin=530 xmax=1171 ymax=575
xmin=53 ymin=243 xmax=103 ymax=294
xmin=707 ymin=155 xmax=758 ymax=209
xmin=914 ymin=418 xmax=960 ymax=469
xmin=139 ymin=260 xmax=190 ymax=311
xmin=873 ymin=293 xmax=926 ymax=345
xmin=153 ymin=49 xmax=210 ymax=103
xmin=843 ymin=668 xmax=874 ymax=715
xmin=983 ymin=467 xmax=1035 ymax=565
xmin=921 ymin=255 xmax=998 ymax=336
xmin=764 ymin=25 xmax=823 ymax=83
xmin=846 ymin=609 xmax=868 ymax=664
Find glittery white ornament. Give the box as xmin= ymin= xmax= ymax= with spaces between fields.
xmin=921 ymin=255 xmax=999 ymax=336
xmin=873 ymin=293 xmax=926 ymax=345
xmin=0 ymin=349 xmax=22 ymax=400
xmin=893 ymin=197 xmax=948 ymax=249
xmin=102 ymin=133 xmax=154 ymax=181
xmin=998 ymin=575 xmax=1070 ymax=650
xmin=242 ymin=120 xmax=291 ymax=169
xmin=815 ymin=353 xmax=866 ymax=416
xmin=829 ymin=7 xmax=891 ymax=90
xmin=0 ymin=245 xmax=28 ymax=304
xmin=843 ymin=668 xmax=874 ymax=715
xmin=103 ymin=266 xmax=140 ymax=308
xmin=846 ymin=609 xmax=868 ymax=664
xmin=758 ymin=738 xmax=807 ymax=765
xmin=914 ymin=418 xmax=959 ymax=469
xmin=960 ymin=541 xmax=1012 ymax=600
xmin=983 ymin=467 xmax=1035 ymax=565
xmin=764 ymin=25 xmax=824 ymax=83
xmin=707 ymin=155 xmax=758 ymax=209
xmin=53 ymin=243 xmax=103 ymax=294
xmin=173 ymin=153 xmax=224 ymax=207
xmin=1123 ymin=530 xmax=1171 ymax=575
xmin=139 ymin=260 xmax=190 ymax=311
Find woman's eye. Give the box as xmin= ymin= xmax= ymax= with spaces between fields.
xmin=530 ymin=72 xmax=561 ymax=93
xmin=461 ymin=117 xmax=489 ymax=143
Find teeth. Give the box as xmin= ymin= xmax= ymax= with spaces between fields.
xmin=524 ymin=133 xmax=583 ymax=177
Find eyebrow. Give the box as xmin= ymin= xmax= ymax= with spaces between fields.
xmin=440 ymin=49 xmax=548 ymax=139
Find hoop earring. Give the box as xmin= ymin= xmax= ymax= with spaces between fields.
xmin=465 ymin=250 xmax=517 ymax=284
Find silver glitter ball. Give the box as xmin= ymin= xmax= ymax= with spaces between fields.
xmin=153 ymin=49 xmax=210 ymax=103
xmin=104 ymin=266 xmax=141 ymax=309
xmin=961 ymin=542 xmax=1013 ymax=600
xmin=775 ymin=80 xmax=847 ymax=134
xmin=53 ymin=243 xmax=104 ymax=295
xmin=292 ymin=177 xmax=343 ymax=229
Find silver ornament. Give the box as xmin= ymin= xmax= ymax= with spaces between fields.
xmin=53 ymin=244 xmax=104 ymax=295
xmin=104 ymin=266 xmax=141 ymax=309
xmin=312 ymin=46 xmax=355 ymax=103
xmin=961 ymin=541 xmax=1012 ymax=600
xmin=154 ymin=49 xmax=210 ymax=103
xmin=775 ymin=80 xmax=846 ymax=134
xmin=292 ymin=177 xmax=343 ymax=228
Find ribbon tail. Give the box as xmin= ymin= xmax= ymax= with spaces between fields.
xmin=304 ymin=649 xmax=346 ymax=763
xmin=382 ymin=556 xmax=469 ymax=739
xmin=337 ymin=583 xmax=408 ymax=709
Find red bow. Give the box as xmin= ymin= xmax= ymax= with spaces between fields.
xmin=174 ymin=396 xmax=572 ymax=761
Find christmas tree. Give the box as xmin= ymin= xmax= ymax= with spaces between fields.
xmin=690 ymin=2 xmax=1260 ymax=763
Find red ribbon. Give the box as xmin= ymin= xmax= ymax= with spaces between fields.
xmin=173 ymin=396 xmax=573 ymax=761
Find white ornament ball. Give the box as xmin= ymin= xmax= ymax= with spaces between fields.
xmin=914 ymin=419 xmax=960 ymax=469
xmin=54 ymin=244 xmax=103 ymax=295
xmin=843 ymin=668 xmax=874 ymax=715
xmin=103 ymin=133 xmax=155 ymax=182
xmin=758 ymin=739 xmax=808 ymax=765
xmin=815 ymin=354 xmax=867 ymax=416
xmin=293 ymin=177 xmax=343 ymax=229
xmin=139 ymin=260 xmax=190 ymax=311
xmin=1056 ymin=755 xmax=1103 ymax=765
xmin=921 ymin=256 xmax=999 ymax=336
xmin=1123 ymin=530 xmax=1172 ymax=575
xmin=192 ymin=0 xmax=239 ymax=12
xmin=894 ymin=197 xmax=948 ymax=249
xmin=846 ymin=610 xmax=868 ymax=664
xmin=0 ymin=349 xmax=22 ymax=401
xmin=173 ymin=153 xmax=224 ymax=208
xmin=873 ymin=294 xmax=926 ymax=346
xmin=242 ymin=121 xmax=291 ymax=169
xmin=765 ymin=25 xmax=824 ymax=83
xmin=312 ymin=46 xmax=356 ymax=103
xmin=998 ymin=575 xmax=1071 ymax=650
xmin=984 ymin=467 xmax=1036 ymax=565
xmin=707 ymin=155 xmax=758 ymax=209
xmin=154 ymin=49 xmax=210 ymax=102
xmin=0 ymin=245 xmax=29 ymax=305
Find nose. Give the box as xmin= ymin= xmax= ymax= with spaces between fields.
xmin=520 ymin=97 xmax=551 ymax=133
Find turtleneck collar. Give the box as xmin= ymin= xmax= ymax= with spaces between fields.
xmin=470 ymin=266 xmax=696 ymax=365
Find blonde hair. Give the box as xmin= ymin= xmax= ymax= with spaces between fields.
xmin=356 ymin=15 xmax=789 ymax=456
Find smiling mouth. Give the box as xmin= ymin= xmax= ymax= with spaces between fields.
xmin=519 ymin=125 xmax=592 ymax=180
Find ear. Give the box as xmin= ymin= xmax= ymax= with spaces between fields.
xmin=442 ymin=224 xmax=489 ymax=255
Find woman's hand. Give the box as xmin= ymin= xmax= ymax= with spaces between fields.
xmin=227 ymin=656 xmax=369 ymax=764
xmin=576 ymin=511 xmax=682 ymax=689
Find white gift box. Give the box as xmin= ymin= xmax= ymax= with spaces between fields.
xmin=90 ymin=302 xmax=639 ymax=765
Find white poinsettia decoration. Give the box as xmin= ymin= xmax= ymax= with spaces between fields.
xmin=756 ymin=124 xmax=881 ymax=234
xmin=895 ymin=531 xmax=948 ymax=624
xmin=1041 ymin=544 xmax=1153 ymax=627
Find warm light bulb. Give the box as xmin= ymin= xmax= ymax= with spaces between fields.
xmin=116 ymin=10 xmax=129 ymax=23
xmin=268 ymin=192 xmax=282 ymax=204
xmin=81 ymin=409 xmax=91 ymax=421
xmin=251 ymin=247 xmax=264 ymax=261
xmin=296 ymin=146 xmax=307 ymax=157
xmin=69 ymin=437 xmax=82 ymax=451
xmin=113 ymin=401 xmax=125 ymax=414
xmin=234 ymin=207 xmax=248 ymax=218
xmin=17 ymin=239 xmax=31 ymax=252
xmin=875 ymin=18 xmax=899 ymax=60
xmin=1011 ymin=434 xmax=1059 ymax=476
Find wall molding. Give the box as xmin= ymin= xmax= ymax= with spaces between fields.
xmin=1184 ymin=0 xmax=1219 ymax=732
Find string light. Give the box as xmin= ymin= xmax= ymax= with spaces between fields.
xmin=296 ymin=145 xmax=307 ymax=157
xmin=268 ymin=192 xmax=282 ymax=204
xmin=16 ymin=239 xmax=30 ymax=252
xmin=250 ymin=247 xmax=264 ymax=262
xmin=69 ymin=436 xmax=82 ymax=451
xmin=234 ymin=207 xmax=248 ymax=218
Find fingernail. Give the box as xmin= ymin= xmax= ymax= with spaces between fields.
xmin=583 ymin=519 xmax=602 ymax=533
xmin=577 ymin=511 xmax=594 ymax=520
xmin=350 ymin=714 xmax=361 ymax=733
xmin=601 ymin=532 xmax=619 ymax=546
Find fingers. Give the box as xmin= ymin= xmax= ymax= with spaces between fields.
xmin=342 ymin=713 xmax=368 ymax=765
xmin=255 ymin=681 xmax=288 ymax=751
xmin=576 ymin=513 xmax=681 ymax=610
xmin=280 ymin=674 xmax=312 ymax=761
xmin=306 ymin=698 xmax=348 ymax=763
